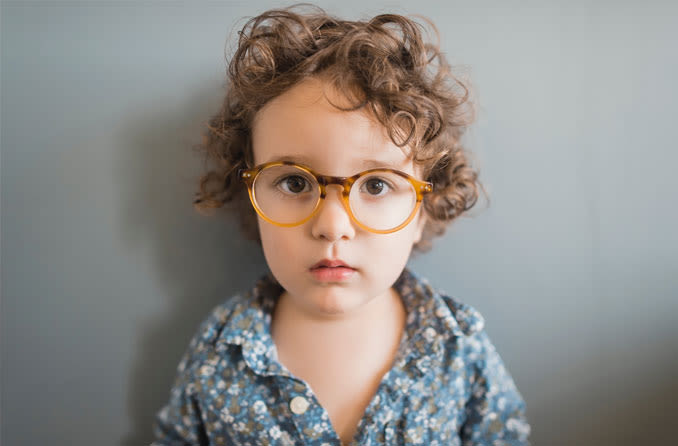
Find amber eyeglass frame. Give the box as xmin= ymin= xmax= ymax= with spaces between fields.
xmin=239 ymin=161 xmax=433 ymax=234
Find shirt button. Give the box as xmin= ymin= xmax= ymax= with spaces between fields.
xmin=290 ymin=396 xmax=310 ymax=415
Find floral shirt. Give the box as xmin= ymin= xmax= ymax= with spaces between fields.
xmin=152 ymin=268 xmax=530 ymax=445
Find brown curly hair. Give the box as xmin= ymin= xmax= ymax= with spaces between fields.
xmin=193 ymin=3 xmax=486 ymax=252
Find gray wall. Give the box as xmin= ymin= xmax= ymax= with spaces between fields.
xmin=2 ymin=1 xmax=676 ymax=445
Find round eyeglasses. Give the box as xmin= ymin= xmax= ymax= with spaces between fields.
xmin=239 ymin=161 xmax=433 ymax=234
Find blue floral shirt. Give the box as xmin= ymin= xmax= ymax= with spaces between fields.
xmin=152 ymin=268 xmax=530 ymax=445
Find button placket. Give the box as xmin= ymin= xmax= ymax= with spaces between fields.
xmin=278 ymin=377 xmax=337 ymax=445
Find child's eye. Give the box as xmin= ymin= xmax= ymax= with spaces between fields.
xmin=360 ymin=177 xmax=393 ymax=196
xmin=275 ymin=175 xmax=312 ymax=194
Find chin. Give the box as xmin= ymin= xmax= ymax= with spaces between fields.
xmin=309 ymin=289 xmax=361 ymax=315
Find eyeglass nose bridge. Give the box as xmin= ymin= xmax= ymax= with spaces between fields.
xmin=314 ymin=174 xmax=358 ymax=198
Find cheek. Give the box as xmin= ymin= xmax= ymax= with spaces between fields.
xmin=359 ymin=232 xmax=417 ymax=290
xmin=258 ymin=221 xmax=283 ymax=262
xmin=363 ymin=227 xmax=419 ymax=262
xmin=258 ymin=220 xmax=303 ymax=265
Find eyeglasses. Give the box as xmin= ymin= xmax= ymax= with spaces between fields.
xmin=239 ymin=161 xmax=433 ymax=234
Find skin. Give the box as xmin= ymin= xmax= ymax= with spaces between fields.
xmin=251 ymin=76 xmax=427 ymax=443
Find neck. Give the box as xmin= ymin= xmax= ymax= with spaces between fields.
xmin=271 ymin=287 xmax=406 ymax=353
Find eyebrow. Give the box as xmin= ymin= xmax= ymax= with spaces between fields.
xmin=268 ymin=155 xmax=404 ymax=170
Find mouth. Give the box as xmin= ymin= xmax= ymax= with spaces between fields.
xmin=309 ymin=259 xmax=356 ymax=281
xmin=310 ymin=259 xmax=355 ymax=270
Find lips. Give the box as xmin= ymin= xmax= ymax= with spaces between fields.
xmin=309 ymin=259 xmax=356 ymax=282
xmin=310 ymin=259 xmax=355 ymax=270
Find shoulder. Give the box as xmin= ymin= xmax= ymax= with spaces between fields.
xmin=175 ymin=293 xmax=251 ymax=372
xmin=435 ymin=294 xmax=513 ymax=382
xmin=187 ymin=292 xmax=251 ymax=348
xmin=437 ymin=292 xmax=486 ymax=337
xmin=401 ymin=268 xmax=486 ymax=338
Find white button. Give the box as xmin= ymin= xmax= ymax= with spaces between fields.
xmin=290 ymin=396 xmax=310 ymax=414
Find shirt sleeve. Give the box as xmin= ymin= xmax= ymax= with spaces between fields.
xmin=150 ymin=313 xmax=218 ymax=446
xmin=151 ymin=385 xmax=208 ymax=446
xmin=460 ymin=329 xmax=531 ymax=446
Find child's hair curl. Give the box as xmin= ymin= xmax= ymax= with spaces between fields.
xmin=193 ymin=3 xmax=486 ymax=252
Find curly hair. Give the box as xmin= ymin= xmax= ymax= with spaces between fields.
xmin=193 ymin=3 xmax=486 ymax=252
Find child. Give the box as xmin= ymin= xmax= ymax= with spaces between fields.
xmin=152 ymin=4 xmax=530 ymax=446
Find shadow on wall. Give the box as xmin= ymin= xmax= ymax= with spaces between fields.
xmin=115 ymin=80 xmax=267 ymax=446
xmin=529 ymin=330 xmax=678 ymax=446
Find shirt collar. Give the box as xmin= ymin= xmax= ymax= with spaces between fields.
xmin=216 ymin=267 xmax=484 ymax=377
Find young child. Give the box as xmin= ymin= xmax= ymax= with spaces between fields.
xmin=152 ymin=5 xmax=530 ymax=446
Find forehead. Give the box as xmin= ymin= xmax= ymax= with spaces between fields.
xmin=251 ymin=77 xmax=413 ymax=173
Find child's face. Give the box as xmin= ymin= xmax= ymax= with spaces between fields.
xmin=251 ymin=77 xmax=426 ymax=319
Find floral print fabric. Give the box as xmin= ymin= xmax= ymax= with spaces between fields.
xmin=152 ymin=268 xmax=530 ymax=445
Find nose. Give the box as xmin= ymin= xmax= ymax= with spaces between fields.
xmin=310 ymin=185 xmax=356 ymax=242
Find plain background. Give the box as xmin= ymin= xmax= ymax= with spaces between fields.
xmin=2 ymin=0 xmax=677 ymax=445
